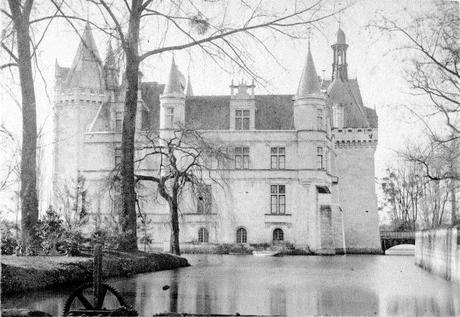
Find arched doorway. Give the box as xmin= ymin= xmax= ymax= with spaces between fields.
xmin=273 ymin=228 xmax=284 ymax=243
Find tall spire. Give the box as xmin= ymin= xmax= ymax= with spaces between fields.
xmin=104 ymin=40 xmax=119 ymax=90
xmin=185 ymin=74 xmax=194 ymax=96
xmin=164 ymin=57 xmax=185 ymax=95
xmin=65 ymin=22 xmax=103 ymax=89
xmin=331 ymin=26 xmax=349 ymax=81
xmin=296 ymin=45 xmax=321 ymax=97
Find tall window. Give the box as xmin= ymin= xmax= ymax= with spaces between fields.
xmin=115 ymin=147 xmax=121 ymax=166
xmin=115 ymin=111 xmax=123 ymax=132
xmin=273 ymin=228 xmax=284 ymax=242
xmin=317 ymin=109 xmax=323 ymax=130
xmin=317 ymin=147 xmax=324 ymax=170
xmin=271 ymin=147 xmax=286 ymax=169
xmin=235 ymin=147 xmax=249 ymax=169
xmin=325 ymin=148 xmax=329 ymax=172
xmin=166 ymin=107 xmax=174 ymax=128
xmin=236 ymin=228 xmax=247 ymax=244
xmin=235 ymin=109 xmax=250 ymax=130
xmin=198 ymin=228 xmax=209 ymax=243
xmin=197 ymin=184 xmax=212 ymax=214
xmin=271 ymin=185 xmax=286 ymax=214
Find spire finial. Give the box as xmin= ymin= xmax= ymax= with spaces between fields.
xmin=307 ymin=26 xmax=312 ymax=49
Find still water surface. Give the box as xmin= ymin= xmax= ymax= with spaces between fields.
xmin=3 ymin=255 xmax=460 ymax=316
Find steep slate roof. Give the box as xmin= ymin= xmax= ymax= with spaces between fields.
xmin=296 ymin=47 xmax=321 ymax=97
xmin=164 ymin=58 xmax=186 ymax=95
xmin=63 ymin=23 xmax=104 ymax=89
xmin=137 ymin=82 xmax=376 ymax=130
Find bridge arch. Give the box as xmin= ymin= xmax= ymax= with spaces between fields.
xmin=380 ymin=231 xmax=415 ymax=253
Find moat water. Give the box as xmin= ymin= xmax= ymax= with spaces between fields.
xmin=3 ymin=254 xmax=460 ymax=316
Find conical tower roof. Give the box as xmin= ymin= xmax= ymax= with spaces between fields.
xmin=296 ymin=45 xmax=321 ymax=97
xmin=65 ymin=22 xmax=103 ymax=89
xmin=104 ymin=40 xmax=116 ymax=68
xmin=336 ymin=27 xmax=346 ymax=45
xmin=185 ymin=74 xmax=194 ymax=96
xmin=164 ymin=57 xmax=185 ymax=95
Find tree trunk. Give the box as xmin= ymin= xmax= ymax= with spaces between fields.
xmin=169 ymin=199 xmax=180 ymax=256
xmin=118 ymin=1 xmax=142 ymax=251
xmin=9 ymin=0 xmax=39 ymax=254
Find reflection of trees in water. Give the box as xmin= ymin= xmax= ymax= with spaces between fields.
xmin=385 ymin=295 xmax=457 ymax=316
xmin=195 ymin=279 xmax=212 ymax=314
xmin=168 ymin=270 xmax=179 ymax=312
xmin=269 ymin=287 xmax=286 ymax=316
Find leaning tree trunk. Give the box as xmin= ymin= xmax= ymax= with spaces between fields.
xmin=169 ymin=199 xmax=180 ymax=256
xmin=118 ymin=0 xmax=142 ymax=251
xmin=9 ymin=0 xmax=39 ymax=254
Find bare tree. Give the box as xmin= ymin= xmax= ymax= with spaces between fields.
xmin=51 ymin=0 xmax=340 ymax=251
xmin=134 ymin=129 xmax=228 ymax=255
xmin=1 ymin=1 xmax=40 ymax=252
xmin=373 ymin=1 xmax=459 ymax=225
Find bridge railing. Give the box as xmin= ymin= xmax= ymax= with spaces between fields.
xmin=380 ymin=231 xmax=415 ymax=239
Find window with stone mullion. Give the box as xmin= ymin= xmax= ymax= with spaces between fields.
xmin=235 ymin=147 xmax=249 ymax=169
xmin=271 ymin=147 xmax=286 ymax=169
xmin=270 ymin=185 xmax=286 ymax=214
xmin=235 ymin=109 xmax=250 ymax=130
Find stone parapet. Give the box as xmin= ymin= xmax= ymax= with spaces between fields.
xmin=333 ymin=127 xmax=377 ymax=148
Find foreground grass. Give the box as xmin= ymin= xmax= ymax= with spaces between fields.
xmin=1 ymin=250 xmax=189 ymax=294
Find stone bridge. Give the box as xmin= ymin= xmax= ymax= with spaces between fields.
xmin=380 ymin=231 xmax=415 ymax=252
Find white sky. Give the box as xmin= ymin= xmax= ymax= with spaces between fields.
xmin=0 ymin=0 xmax=451 ymax=214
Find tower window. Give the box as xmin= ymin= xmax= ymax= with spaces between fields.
xmin=270 ymin=185 xmax=286 ymax=214
xmin=235 ymin=109 xmax=250 ymax=130
xmin=236 ymin=228 xmax=247 ymax=244
xmin=273 ymin=228 xmax=284 ymax=242
xmin=317 ymin=109 xmax=323 ymax=130
xmin=166 ymin=107 xmax=174 ymax=128
xmin=271 ymin=147 xmax=286 ymax=169
xmin=115 ymin=111 xmax=123 ymax=132
xmin=317 ymin=147 xmax=324 ymax=170
xmin=198 ymin=228 xmax=209 ymax=243
xmin=235 ymin=147 xmax=249 ymax=169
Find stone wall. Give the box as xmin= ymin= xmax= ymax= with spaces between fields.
xmin=415 ymin=228 xmax=460 ymax=283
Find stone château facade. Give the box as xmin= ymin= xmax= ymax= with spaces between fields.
xmin=53 ymin=23 xmax=381 ymax=253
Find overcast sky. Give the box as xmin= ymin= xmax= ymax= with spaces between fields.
xmin=0 ymin=0 xmax=449 ymax=195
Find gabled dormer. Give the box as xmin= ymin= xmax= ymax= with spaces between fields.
xmin=229 ymin=80 xmax=256 ymax=130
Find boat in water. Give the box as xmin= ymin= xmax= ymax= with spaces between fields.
xmin=252 ymin=250 xmax=281 ymax=256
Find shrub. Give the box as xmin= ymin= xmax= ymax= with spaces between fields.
xmin=36 ymin=206 xmax=65 ymax=254
xmin=1 ymin=220 xmax=18 ymax=255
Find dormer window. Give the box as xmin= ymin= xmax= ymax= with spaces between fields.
xmin=235 ymin=109 xmax=250 ymax=130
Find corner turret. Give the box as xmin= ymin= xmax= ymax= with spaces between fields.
xmin=293 ymin=44 xmax=326 ymax=131
xmin=160 ymin=58 xmax=186 ymax=130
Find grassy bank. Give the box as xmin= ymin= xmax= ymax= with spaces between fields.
xmin=1 ymin=251 xmax=189 ymax=295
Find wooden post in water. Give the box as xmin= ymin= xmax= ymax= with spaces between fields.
xmin=93 ymin=244 xmax=103 ymax=308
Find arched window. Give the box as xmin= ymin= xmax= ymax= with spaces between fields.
xmin=273 ymin=228 xmax=284 ymax=242
xmin=236 ymin=228 xmax=247 ymax=244
xmin=198 ymin=228 xmax=209 ymax=243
